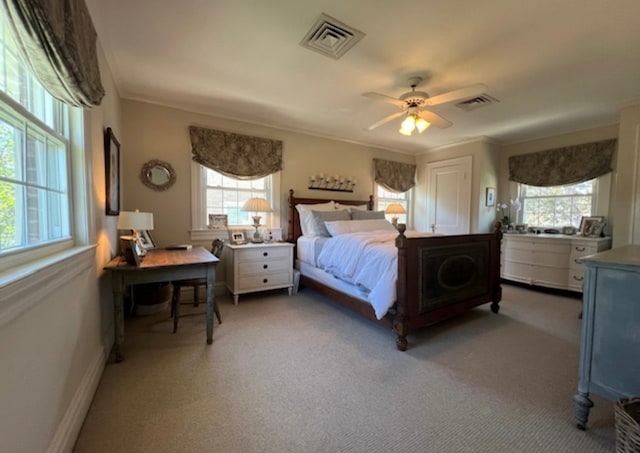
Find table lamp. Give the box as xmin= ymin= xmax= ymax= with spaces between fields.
xmin=117 ymin=209 xmax=154 ymax=263
xmin=242 ymin=197 xmax=273 ymax=243
xmin=385 ymin=203 xmax=406 ymax=226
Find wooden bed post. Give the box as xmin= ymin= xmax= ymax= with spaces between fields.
xmin=490 ymin=225 xmax=503 ymax=314
xmin=394 ymin=224 xmax=409 ymax=351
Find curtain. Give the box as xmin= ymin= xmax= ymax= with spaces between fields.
xmin=373 ymin=158 xmax=416 ymax=192
xmin=189 ymin=126 xmax=283 ymax=180
xmin=509 ymin=138 xmax=616 ymax=186
xmin=0 ymin=0 xmax=105 ymax=107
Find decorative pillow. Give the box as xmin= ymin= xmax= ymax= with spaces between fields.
xmin=335 ymin=202 xmax=368 ymax=212
xmin=296 ymin=201 xmax=335 ymax=236
xmin=350 ymin=210 xmax=386 ymax=220
xmin=325 ymin=218 xmax=396 ymax=236
xmin=309 ymin=209 xmax=351 ymax=237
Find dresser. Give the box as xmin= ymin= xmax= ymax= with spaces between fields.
xmin=225 ymin=242 xmax=294 ymax=304
xmin=500 ymin=234 xmax=611 ymax=292
xmin=573 ymin=245 xmax=640 ymax=430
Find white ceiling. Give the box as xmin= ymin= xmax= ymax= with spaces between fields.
xmin=85 ymin=0 xmax=640 ymax=154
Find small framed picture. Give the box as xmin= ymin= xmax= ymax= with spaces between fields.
xmin=230 ymin=231 xmax=246 ymax=245
xmin=120 ymin=236 xmax=143 ymax=266
xmin=515 ymin=224 xmax=527 ymax=233
xmin=139 ymin=229 xmax=156 ymax=250
xmin=208 ymin=214 xmax=228 ymax=230
xmin=579 ymin=216 xmax=605 ymax=237
xmin=485 ymin=187 xmax=496 ymax=207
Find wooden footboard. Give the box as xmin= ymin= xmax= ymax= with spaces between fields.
xmin=288 ymin=190 xmax=502 ymax=351
xmin=393 ymin=225 xmax=502 ymax=350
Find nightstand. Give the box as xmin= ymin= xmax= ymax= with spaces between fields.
xmin=225 ymin=242 xmax=294 ymax=304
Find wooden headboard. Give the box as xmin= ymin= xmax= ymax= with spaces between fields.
xmin=287 ymin=189 xmax=374 ymax=244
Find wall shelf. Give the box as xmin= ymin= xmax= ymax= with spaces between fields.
xmin=308 ymin=186 xmax=353 ymax=193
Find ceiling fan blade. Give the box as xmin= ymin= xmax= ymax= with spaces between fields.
xmin=425 ymin=83 xmax=488 ymax=106
xmin=362 ymin=92 xmax=405 ymax=108
xmin=367 ymin=111 xmax=406 ymax=131
xmin=420 ymin=110 xmax=452 ymax=129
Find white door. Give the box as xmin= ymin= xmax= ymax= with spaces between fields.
xmin=426 ymin=156 xmax=472 ymax=235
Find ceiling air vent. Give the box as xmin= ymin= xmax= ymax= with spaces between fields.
xmin=299 ymin=13 xmax=365 ymax=60
xmin=455 ymin=94 xmax=499 ymax=111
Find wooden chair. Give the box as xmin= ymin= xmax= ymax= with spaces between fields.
xmin=171 ymin=239 xmax=223 ymax=333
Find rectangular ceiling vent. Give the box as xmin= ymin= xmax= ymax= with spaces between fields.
xmin=299 ymin=13 xmax=365 ymax=60
xmin=455 ymin=94 xmax=499 ymax=111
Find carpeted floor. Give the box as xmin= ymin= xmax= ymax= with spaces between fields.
xmin=74 ymin=284 xmax=616 ymax=452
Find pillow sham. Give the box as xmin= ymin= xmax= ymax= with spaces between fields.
xmin=309 ymin=209 xmax=351 ymax=237
xmin=335 ymin=202 xmax=368 ymax=212
xmin=325 ymin=218 xmax=396 ymax=236
xmin=296 ymin=201 xmax=336 ymax=236
xmin=350 ymin=209 xmax=386 ymax=220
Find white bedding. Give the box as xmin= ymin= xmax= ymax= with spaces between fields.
xmin=313 ymin=230 xmax=434 ymax=319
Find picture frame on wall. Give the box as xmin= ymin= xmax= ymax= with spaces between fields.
xmin=104 ymin=127 xmax=121 ymax=216
xmin=485 ymin=187 xmax=496 ymax=207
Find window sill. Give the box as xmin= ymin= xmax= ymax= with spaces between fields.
xmin=0 ymin=245 xmax=96 ymax=327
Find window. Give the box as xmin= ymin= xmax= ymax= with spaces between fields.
xmin=520 ymin=179 xmax=595 ymax=228
xmin=204 ymin=169 xmax=273 ymax=227
xmin=0 ymin=16 xmax=71 ymax=258
xmin=376 ymin=185 xmax=409 ymax=225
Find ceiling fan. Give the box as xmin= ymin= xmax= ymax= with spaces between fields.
xmin=363 ymin=77 xmax=488 ymax=135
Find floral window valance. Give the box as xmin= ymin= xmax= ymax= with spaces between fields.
xmin=189 ymin=126 xmax=283 ymax=180
xmin=0 ymin=0 xmax=105 ymax=107
xmin=373 ymin=158 xmax=416 ymax=193
xmin=508 ymin=138 xmax=616 ymax=186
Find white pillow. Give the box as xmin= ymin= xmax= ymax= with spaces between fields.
xmin=325 ymin=218 xmax=396 ymax=236
xmin=296 ymin=201 xmax=335 ymax=236
xmin=335 ymin=202 xmax=368 ymax=212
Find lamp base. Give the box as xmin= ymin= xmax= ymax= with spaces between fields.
xmin=251 ymin=225 xmax=263 ymax=243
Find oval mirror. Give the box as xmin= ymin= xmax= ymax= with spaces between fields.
xmin=140 ymin=159 xmax=176 ymax=191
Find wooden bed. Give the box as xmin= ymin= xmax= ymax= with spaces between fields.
xmin=287 ymin=189 xmax=503 ymax=351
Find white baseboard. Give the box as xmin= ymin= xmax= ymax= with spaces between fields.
xmin=46 ymin=345 xmax=108 ymax=453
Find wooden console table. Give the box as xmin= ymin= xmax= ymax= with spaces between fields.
xmin=104 ymin=246 xmax=219 ymax=362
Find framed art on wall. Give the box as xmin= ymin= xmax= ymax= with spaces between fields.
xmin=485 ymin=187 xmax=496 ymax=207
xmin=104 ymin=127 xmax=121 ymax=216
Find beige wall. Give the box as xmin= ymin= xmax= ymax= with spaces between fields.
xmin=415 ymin=138 xmax=500 ymax=233
xmin=120 ymin=100 xmax=415 ymax=248
xmin=613 ymin=105 xmax=640 ymax=247
xmin=0 ymin=45 xmax=122 ymax=452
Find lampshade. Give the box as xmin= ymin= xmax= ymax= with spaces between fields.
xmin=399 ymin=113 xmax=431 ymax=136
xmin=117 ymin=210 xmax=154 ymax=231
xmin=242 ymin=197 xmax=273 ymax=213
xmin=385 ymin=203 xmax=406 ymax=215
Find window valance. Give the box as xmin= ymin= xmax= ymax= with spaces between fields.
xmin=0 ymin=0 xmax=105 ymax=107
xmin=189 ymin=126 xmax=283 ymax=180
xmin=508 ymin=138 xmax=616 ymax=186
xmin=373 ymin=158 xmax=416 ymax=193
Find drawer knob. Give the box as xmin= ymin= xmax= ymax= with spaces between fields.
xmin=263 ymin=278 xmax=268 ymax=284
xmin=263 ymin=264 xmax=268 ymax=269
xmin=575 ymin=246 xmax=586 ymax=252
xmin=263 ymin=252 xmax=268 ymax=257
xmin=573 ymin=275 xmax=584 ymax=281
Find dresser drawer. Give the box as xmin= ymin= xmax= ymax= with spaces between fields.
xmin=533 ymin=250 xmax=569 ymax=268
xmin=239 ymin=258 xmax=290 ymax=275
xmin=237 ymin=247 xmax=291 ymax=262
xmin=532 ymin=265 xmax=569 ymax=288
xmin=567 ymin=267 xmax=585 ymax=291
xmin=239 ymin=271 xmax=291 ymax=290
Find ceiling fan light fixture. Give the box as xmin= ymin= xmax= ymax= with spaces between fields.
xmin=400 ymin=114 xmax=416 ymax=135
xmin=415 ymin=116 xmax=430 ymax=133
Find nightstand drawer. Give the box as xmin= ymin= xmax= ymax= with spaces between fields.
xmin=240 ymin=259 xmax=290 ymax=275
xmin=239 ymin=271 xmax=291 ymax=290
xmin=237 ymin=247 xmax=290 ymax=262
